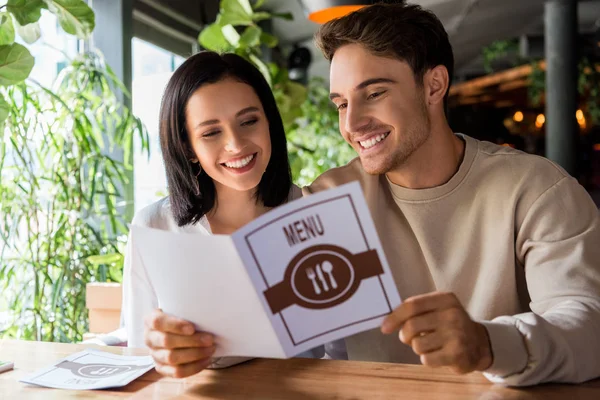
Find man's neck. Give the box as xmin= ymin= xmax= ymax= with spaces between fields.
xmin=207 ymin=184 xmax=269 ymax=234
xmin=386 ymin=123 xmax=465 ymax=190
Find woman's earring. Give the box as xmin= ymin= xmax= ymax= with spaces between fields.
xmin=190 ymin=159 xmax=202 ymax=177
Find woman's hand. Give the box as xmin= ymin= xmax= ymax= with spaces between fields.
xmin=144 ymin=309 xmax=216 ymax=378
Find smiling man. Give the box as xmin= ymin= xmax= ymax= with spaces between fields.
xmin=304 ymin=2 xmax=600 ymax=386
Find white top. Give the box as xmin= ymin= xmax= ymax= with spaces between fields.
xmin=120 ymin=186 xmax=345 ymax=368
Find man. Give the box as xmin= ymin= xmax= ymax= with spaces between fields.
xmin=143 ymin=2 xmax=600 ymax=387
xmin=302 ymin=2 xmax=600 ymax=387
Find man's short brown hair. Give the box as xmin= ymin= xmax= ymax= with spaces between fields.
xmin=315 ymin=2 xmax=454 ymax=105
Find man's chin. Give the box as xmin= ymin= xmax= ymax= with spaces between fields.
xmin=359 ymin=158 xmax=392 ymax=176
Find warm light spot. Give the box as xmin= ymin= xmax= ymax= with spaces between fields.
xmin=594 ymin=144 xmax=600 ymax=152
xmin=535 ymin=114 xmax=545 ymax=128
xmin=576 ymin=109 xmax=586 ymax=129
xmin=308 ymin=5 xmax=366 ymax=23
xmin=513 ymin=111 xmax=524 ymax=122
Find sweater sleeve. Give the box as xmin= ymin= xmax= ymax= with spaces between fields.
xmin=482 ymin=176 xmax=600 ymax=386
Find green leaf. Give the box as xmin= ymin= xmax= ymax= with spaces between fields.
xmin=220 ymin=0 xmax=253 ymax=26
xmin=6 ymin=0 xmax=44 ymax=26
xmin=198 ymin=22 xmax=230 ymax=52
xmin=0 ymin=13 xmax=15 ymax=45
xmin=0 ymin=93 xmax=9 ymax=131
xmin=286 ymin=81 xmax=308 ymax=106
xmin=272 ymin=12 xmax=293 ymax=21
xmin=239 ymin=25 xmax=261 ymax=48
xmin=0 ymin=43 xmax=34 ymax=86
xmin=221 ymin=24 xmax=240 ymax=47
xmin=87 ymin=253 xmax=123 ymax=265
xmin=252 ymin=11 xmax=271 ymax=22
xmin=249 ymin=53 xmax=271 ymax=86
xmin=253 ymin=0 xmax=266 ymax=9
xmin=45 ymin=0 xmax=95 ymax=39
xmin=260 ymin=31 xmax=278 ymax=48
xmin=14 ymin=20 xmax=41 ymax=44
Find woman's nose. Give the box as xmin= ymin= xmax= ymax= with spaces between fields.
xmin=224 ymin=130 xmax=244 ymax=153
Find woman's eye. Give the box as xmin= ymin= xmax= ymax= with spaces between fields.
xmin=241 ymin=118 xmax=258 ymax=127
xmin=203 ymin=130 xmax=220 ymax=138
xmin=336 ymin=103 xmax=347 ymax=111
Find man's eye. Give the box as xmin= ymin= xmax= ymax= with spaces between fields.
xmin=368 ymin=91 xmax=385 ymax=100
xmin=336 ymin=103 xmax=347 ymax=111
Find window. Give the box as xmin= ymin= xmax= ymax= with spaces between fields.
xmin=132 ymin=38 xmax=185 ymax=212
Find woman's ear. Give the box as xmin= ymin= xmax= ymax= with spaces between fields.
xmin=424 ymin=65 xmax=449 ymax=106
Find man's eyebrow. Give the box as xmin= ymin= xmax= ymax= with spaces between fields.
xmin=329 ymin=77 xmax=397 ymax=100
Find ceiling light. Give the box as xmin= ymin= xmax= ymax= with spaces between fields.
xmin=298 ymin=0 xmax=367 ymax=24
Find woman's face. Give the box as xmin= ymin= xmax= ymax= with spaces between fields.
xmin=185 ymin=77 xmax=272 ymax=193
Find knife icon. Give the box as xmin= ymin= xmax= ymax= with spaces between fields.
xmin=316 ymin=264 xmax=329 ymax=292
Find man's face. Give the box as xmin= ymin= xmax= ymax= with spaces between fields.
xmin=329 ymin=44 xmax=431 ymax=175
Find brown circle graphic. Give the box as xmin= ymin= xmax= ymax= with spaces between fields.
xmin=290 ymin=249 xmax=354 ymax=305
xmin=263 ymin=244 xmax=384 ymax=313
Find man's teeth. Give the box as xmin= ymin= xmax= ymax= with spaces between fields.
xmin=360 ymin=132 xmax=389 ymax=149
xmin=224 ymin=154 xmax=255 ymax=169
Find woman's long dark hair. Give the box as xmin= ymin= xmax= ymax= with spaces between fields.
xmin=159 ymin=51 xmax=292 ymax=227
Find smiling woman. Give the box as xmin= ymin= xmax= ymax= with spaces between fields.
xmin=121 ymin=51 xmax=302 ymax=378
xmin=158 ymin=52 xmax=293 ymax=227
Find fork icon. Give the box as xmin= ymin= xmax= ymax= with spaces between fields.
xmin=306 ymin=267 xmax=321 ymax=295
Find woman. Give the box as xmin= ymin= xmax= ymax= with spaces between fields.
xmin=121 ymin=51 xmax=303 ymax=378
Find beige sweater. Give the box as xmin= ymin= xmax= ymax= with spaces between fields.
xmin=304 ymin=134 xmax=600 ymax=386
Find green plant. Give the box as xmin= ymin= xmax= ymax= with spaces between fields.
xmin=482 ymin=39 xmax=520 ymax=74
xmin=288 ymin=77 xmax=355 ymax=187
xmin=482 ymin=38 xmax=600 ymax=125
xmin=528 ymin=57 xmax=600 ymax=124
xmin=0 ymin=0 xmax=94 ymax=128
xmin=0 ymin=52 xmax=148 ymax=342
xmin=198 ymin=0 xmax=355 ymax=184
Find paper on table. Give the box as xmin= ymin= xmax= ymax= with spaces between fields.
xmin=0 ymin=360 xmax=14 ymax=374
xmin=19 ymin=349 xmax=154 ymax=390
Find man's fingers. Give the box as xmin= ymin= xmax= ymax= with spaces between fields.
xmin=152 ymin=346 xmax=216 ymax=366
xmin=381 ymin=292 xmax=460 ymax=334
xmin=145 ymin=329 xmax=214 ymax=350
xmin=145 ymin=309 xmax=195 ymax=335
xmin=410 ymin=331 xmax=444 ymax=355
xmin=398 ymin=313 xmax=439 ymax=344
xmin=154 ymin=358 xmax=213 ymax=379
xmin=420 ymin=348 xmax=449 ymax=369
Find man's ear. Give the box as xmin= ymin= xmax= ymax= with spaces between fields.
xmin=423 ymin=65 xmax=449 ymax=106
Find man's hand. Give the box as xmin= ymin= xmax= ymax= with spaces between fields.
xmin=144 ymin=309 xmax=216 ymax=378
xmin=381 ymin=292 xmax=493 ymax=374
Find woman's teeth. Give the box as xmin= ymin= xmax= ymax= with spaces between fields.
xmin=360 ymin=132 xmax=389 ymax=149
xmin=224 ymin=154 xmax=255 ymax=169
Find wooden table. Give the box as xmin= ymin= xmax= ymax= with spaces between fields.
xmin=1 ymin=339 xmax=600 ymax=399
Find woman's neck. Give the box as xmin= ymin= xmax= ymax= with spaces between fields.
xmin=206 ymin=183 xmax=270 ymax=235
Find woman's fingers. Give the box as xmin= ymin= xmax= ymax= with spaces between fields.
xmin=145 ymin=329 xmax=213 ymax=350
xmin=145 ymin=309 xmax=195 ymax=335
xmin=154 ymin=357 xmax=214 ymax=379
xmin=152 ymin=345 xmax=217 ymax=366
